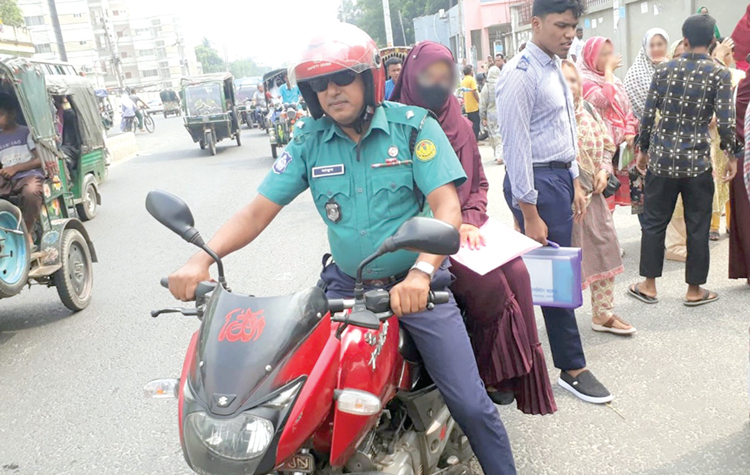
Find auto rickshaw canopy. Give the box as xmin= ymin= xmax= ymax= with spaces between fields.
xmin=45 ymin=74 xmax=106 ymax=153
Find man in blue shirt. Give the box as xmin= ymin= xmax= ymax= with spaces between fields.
xmin=279 ymin=75 xmax=301 ymax=104
xmin=497 ymin=0 xmax=613 ymax=405
xmin=384 ymin=56 xmax=402 ymax=100
xmin=167 ymin=23 xmax=517 ymax=474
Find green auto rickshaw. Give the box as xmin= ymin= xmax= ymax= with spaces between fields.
xmin=0 ymin=57 xmax=96 ymax=311
xmin=160 ymin=89 xmax=181 ymax=118
xmin=181 ymin=73 xmax=242 ymax=155
xmin=45 ymin=74 xmax=108 ymax=221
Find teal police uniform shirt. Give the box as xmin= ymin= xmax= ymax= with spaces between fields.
xmin=258 ymin=101 xmax=467 ymax=279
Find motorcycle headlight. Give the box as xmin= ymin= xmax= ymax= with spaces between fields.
xmin=287 ymin=109 xmax=297 ymax=120
xmin=186 ymin=412 xmax=274 ymax=461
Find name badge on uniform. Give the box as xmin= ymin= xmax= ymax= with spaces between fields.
xmin=312 ymin=164 xmax=345 ymax=179
xmin=325 ymin=198 xmax=341 ymax=223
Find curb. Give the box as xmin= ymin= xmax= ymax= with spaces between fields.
xmin=105 ymin=132 xmax=139 ymax=167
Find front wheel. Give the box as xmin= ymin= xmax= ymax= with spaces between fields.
xmin=144 ymin=114 xmax=155 ymax=133
xmin=76 ymin=176 xmax=98 ymax=221
xmin=53 ymin=229 xmax=94 ymax=311
xmin=0 ymin=201 xmax=29 ymax=299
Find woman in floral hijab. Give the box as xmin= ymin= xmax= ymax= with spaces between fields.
xmin=624 ymin=28 xmax=669 ymax=120
xmin=562 ymin=59 xmax=634 ymax=335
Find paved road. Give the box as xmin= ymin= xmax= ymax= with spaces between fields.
xmin=1 ymin=116 xmax=749 ymax=474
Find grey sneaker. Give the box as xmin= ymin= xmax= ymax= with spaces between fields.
xmin=558 ymin=370 xmax=613 ymax=404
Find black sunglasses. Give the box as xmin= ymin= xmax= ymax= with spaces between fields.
xmin=308 ymin=70 xmax=358 ymax=93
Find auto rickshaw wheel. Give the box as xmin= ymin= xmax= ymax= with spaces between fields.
xmin=53 ymin=228 xmax=93 ymax=312
xmin=163 ymin=111 xmax=168 ymax=119
xmin=0 ymin=201 xmax=30 ymax=299
xmin=271 ymin=144 xmax=278 ymax=159
xmin=207 ymin=131 xmax=216 ymax=156
xmin=76 ymin=176 xmax=98 ymax=221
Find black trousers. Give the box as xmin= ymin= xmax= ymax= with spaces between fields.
xmin=640 ymin=169 xmax=714 ymax=285
xmin=467 ymin=111 xmax=480 ymax=140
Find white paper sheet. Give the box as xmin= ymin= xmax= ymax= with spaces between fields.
xmin=451 ymin=217 xmax=542 ymax=276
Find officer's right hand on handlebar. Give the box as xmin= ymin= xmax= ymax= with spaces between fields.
xmin=168 ymin=257 xmax=211 ymax=302
xmin=390 ymin=270 xmax=432 ymax=317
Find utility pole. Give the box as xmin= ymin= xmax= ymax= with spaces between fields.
xmin=398 ymin=11 xmax=406 ymax=46
xmin=457 ymin=0 xmax=464 ymax=61
xmin=382 ymin=0 xmax=394 ymax=47
xmin=174 ymin=37 xmax=189 ymax=76
xmin=100 ymin=15 xmax=124 ymax=89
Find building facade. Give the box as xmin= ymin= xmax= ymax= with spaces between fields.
xmin=19 ymin=0 xmax=199 ymax=90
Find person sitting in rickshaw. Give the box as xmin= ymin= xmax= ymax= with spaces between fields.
xmin=0 ymin=93 xmax=44 ymax=249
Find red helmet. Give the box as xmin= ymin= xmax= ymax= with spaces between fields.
xmin=289 ymin=23 xmax=385 ymax=120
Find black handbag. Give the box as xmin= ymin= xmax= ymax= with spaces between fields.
xmin=602 ymin=173 xmax=621 ymax=198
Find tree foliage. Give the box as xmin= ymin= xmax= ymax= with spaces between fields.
xmin=195 ymin=38 xmax=225 ymax=74
xmin=229 ymin=59 xmax=271 ymax=79
xmin=0 ymin=0 xmax=25 ymax=28
xmin=338 ymin=0 xmax=450 ymax=47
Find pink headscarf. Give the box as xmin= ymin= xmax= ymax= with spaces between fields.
xmin=577 ymin=36 xmax=638 ymax=144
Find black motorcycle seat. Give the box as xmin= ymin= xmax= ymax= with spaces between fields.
xmin=399 ymin=329 xmax=422 ymax=363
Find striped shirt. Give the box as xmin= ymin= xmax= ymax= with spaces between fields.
xmin=496 ymin=41 xmax=579 ymax=206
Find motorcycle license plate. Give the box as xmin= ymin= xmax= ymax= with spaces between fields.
xmin=278 ymin=453 xmax=314 ymax=473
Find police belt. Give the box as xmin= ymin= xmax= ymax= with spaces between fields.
xmin=532 ymin=161 xmax=572 ymax=170
xmin=363 ymin=269 xmax=411 ymax=287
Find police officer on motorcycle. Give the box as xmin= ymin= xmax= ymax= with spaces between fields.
xmin=166 ymin=23 xmax=516 ymax=474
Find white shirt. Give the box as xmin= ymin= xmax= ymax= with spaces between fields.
xmin=570 ymin=37 xmax=584 ymax=61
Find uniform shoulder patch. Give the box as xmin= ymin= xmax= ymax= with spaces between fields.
xmin=516 ymin=56 xmax=530 ymax=71
xmin=414 ymin=139 xmax=437 ymax=162
xmin=273 ymin=151 xmax=293 ymax=174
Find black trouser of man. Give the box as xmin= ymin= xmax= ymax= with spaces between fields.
xmin=467 ymin=111 xmax=480 ymax=140
xmin=640 ymin=169 xmax=714 ymax=285
xmin=503 ymin=166 xmax=586 ymax=371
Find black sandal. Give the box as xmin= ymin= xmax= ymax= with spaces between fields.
xmin=627 ymin=283 xmax=659 ymax=304
xmin=684 ymin=289 xmax=719 ymax=307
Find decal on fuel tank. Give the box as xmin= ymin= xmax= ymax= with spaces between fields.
xmin=218 ymin=308 xmax=266 ymax=343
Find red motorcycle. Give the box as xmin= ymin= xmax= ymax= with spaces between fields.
xmin=144 ymin=190 xmax=474 ymax=475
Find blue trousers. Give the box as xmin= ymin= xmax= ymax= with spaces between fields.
xmin=503 ymin=168 xmax=586 ymax=371
xmin=319 ymin=260 xmax=517 ymax=475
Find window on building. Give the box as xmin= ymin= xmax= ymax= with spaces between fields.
xmin=125 ymin=72 xmax=132 ymax=78
xmin=151 ymin=19 xmax=161 ymax=26
xmin=121 ymin=51 xmax=128 ymax=58
xmin=155 ymin=40 xmax=164 ymax=47
xmin=113 ymin=10 xmax=119 ymax=16
xmin=160 ymin=68 xmax=170 ymax=79
xmin=117 ymin=30 xmax=125 ymax=38
xmin=79 ymin=40 xmax=87 ymax=45
xmin=138 ymin=49 xmax=154 ymax=57
xmin=73 ymin=13 xmax=83 ymax=18
xmin=142 ymin=69 xmax=159 ymax=78
xmin=159 ymin=61 xmax=169 ymax=68
xmin=156 ymin=48 xmax=166 ymax=59
xmin=25 ymin=15 xmax=45 ymax=26
xmin=34 ymin=43 xmax=52 ymax=54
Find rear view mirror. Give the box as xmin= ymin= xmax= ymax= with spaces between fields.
xmin=378 ymin=217 xmax=460 ymax=256
xmin=145 ymin=190 xmax=203 ymax=245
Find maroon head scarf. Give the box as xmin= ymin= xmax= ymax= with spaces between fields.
xmin=391 ymin=41 xmax=488 ymax=226
xmin=732 ymin=5 xmax=750 ymax=72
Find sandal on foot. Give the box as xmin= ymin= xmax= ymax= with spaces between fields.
xmin=627 ymin=283 xmax=659 ymax=304
xmin=684 ymin=289 xmax=719 ymax=307
xmin=709 ymin=231 xmax=720 ymax=241
xmin=592 ymin=315 xmax=637 ymax=335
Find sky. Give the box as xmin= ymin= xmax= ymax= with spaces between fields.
xmin=127 ymin=0 xmax=344 ymax=67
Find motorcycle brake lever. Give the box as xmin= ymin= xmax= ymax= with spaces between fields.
xmin=150 ymin=307 xmax=202 ymax=318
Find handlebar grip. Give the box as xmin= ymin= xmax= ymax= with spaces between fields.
xmin=328 ymin=299 xmax=346 ymax=313
xmin=160 ymin=277 xmax=169 ymax=289
xmin=431 ymin=291 xmax=450 ymax=305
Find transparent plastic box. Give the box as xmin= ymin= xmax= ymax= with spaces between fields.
xmin=521 ymin=242 xmax=583 ymax=309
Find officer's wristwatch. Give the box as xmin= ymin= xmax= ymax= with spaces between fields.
xmin=410 ymin=261 xmax=435 ymax=278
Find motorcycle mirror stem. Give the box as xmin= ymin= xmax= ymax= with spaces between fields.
xmin=145 ymin=189 xmax=228 ymax=289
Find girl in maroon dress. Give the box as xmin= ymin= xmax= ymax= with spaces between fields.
xmin=391 ymin=42 xmax=556 ymax=415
